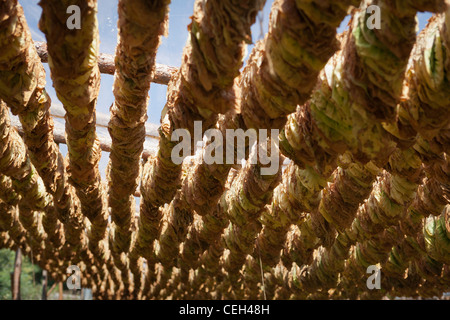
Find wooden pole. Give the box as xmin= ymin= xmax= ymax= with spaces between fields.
xmin=11 ymin=116 xmax=159 ymax=160
xmin=46 ymin=282 xmax=57 ymax=299
xmin=11 ymin=248 xmax=22 ymax=300
xmin=34 ymin=41 xmax=177 ymax=85
xmin=41 ymin=270 xmax=48 ymax=300
xmin=58 ymin=282 xmax=63 ymax=300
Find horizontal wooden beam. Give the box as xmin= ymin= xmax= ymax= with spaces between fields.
xmin=49 ymin=104 xmax=160 ymax=140
xmin=34 ymin=41 xmax=177 ymax=86
xmin=11 ymin=116 xmax=158 ymax=159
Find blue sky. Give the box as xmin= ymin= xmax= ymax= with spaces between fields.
xmin=19 ymin=0 xmax=433 ymax=184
